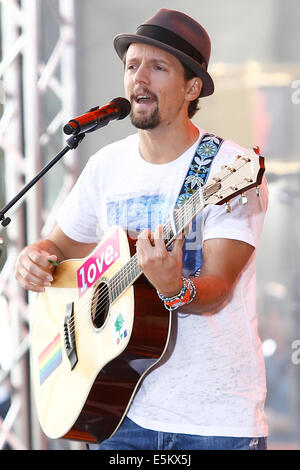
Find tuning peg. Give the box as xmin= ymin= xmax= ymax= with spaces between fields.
xmin=226 ymin=201 xmax=232 ymax=213
xmin=256 ymin=185 xmax=260 ymax=196
xmin=239 ymin=192 xmax=248 ymax=205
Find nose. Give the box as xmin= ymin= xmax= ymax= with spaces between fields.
xmin=134 ymin=62 xmax=150 ymax=86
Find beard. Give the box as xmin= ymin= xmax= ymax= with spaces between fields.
xmin=130 ymin=91 xmax=160 ymax=130
xmin=130 ymin=104 xmax=160 ymax=130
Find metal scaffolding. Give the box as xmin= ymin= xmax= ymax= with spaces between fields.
xmin=0 ymin=0 xmax=80 ymax=450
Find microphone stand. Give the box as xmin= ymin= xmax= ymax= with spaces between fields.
xmin=0 ymin=132 xmax=85 ymax=229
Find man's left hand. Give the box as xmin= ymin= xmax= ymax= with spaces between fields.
xmin=136 ymin=224 xmax=184 ymax=297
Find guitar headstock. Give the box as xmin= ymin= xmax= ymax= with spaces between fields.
xmin=204 ymin=147 xmax=265 ymax=206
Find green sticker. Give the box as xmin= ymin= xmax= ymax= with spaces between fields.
xmin=115 ymin=313 xmax=124 ymax=336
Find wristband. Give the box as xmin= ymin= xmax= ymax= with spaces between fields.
xmin=157 ymin=277 xmax=196 ymax=312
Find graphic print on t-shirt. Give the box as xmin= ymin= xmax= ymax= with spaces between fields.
xmin=106 ymin=194 xmax=203 ymax=277
xmin=107 ymin=194 xmax=171 ymax=235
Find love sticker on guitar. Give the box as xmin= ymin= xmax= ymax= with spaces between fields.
xmin=77 ymin=228 xmax=120 ymax=297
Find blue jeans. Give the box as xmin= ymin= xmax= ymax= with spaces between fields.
xmin=98 ymin=417 xmax=267 ymax=450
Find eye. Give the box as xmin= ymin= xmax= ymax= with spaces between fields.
xmin=154 ymin=64 xmax=166 ymax=71
xmin=126 ymin=63 xmax=137 ymax=71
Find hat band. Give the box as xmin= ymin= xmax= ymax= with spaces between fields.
xmin=136 ymin=24 xmax=207 ymax=70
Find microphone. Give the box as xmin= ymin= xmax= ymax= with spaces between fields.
xmin=63 ymin=97 xmax=131 ymax=135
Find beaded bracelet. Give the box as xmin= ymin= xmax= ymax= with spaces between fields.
xmin=157 ymin=277 xmax=197 ymax=312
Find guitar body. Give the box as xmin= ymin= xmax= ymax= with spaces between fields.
xmin=31 ymin=226 xmax=170 ymax=443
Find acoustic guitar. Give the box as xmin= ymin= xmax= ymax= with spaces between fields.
xmin=31 ymin=148 xmax=265 ymax=443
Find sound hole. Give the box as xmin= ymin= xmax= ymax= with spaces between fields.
xmin=91 ymin=281 xmax=110 ymax=329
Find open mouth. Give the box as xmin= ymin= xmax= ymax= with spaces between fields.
xmin=133 ymin=92 xmax=157 ymax=106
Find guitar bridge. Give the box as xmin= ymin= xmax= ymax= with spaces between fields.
xmin=64 ymin=302 xmax=78 ymax=370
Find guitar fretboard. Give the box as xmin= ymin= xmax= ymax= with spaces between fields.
xmin=108 ymin=186 xmax=210 ymax=304
xmin=96 ymin=151 xmax=263 ymax=306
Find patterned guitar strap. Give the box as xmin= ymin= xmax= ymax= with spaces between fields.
xmin=176 ymin=132 xmax=224 ymax=208
xmin=175 ymin=132 xmax=224 ymax=278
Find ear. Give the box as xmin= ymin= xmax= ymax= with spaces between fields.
xmin=186 ymin=78 xmax=202 ymax=101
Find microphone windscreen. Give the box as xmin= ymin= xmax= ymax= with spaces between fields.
xmin=112 ymin=97 xmax=131 ymax=120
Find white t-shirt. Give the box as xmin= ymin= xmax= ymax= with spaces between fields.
xmin=56 ymin=129 xmax=269 ymax=438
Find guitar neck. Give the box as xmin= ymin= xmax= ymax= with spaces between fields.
xmin=108 ymin=183 xmax=220 ymax=303
xmin=100 ymin=149 xmax=264 ymax=305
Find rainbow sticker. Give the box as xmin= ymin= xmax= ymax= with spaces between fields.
xmin=38 ymin=333 xmax=63 ymax=385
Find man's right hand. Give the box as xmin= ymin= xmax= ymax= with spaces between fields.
xmin=15 ymin=226 xmax=97 ymax=293
xmin=15 ymin=246 xmax=58 ymax=292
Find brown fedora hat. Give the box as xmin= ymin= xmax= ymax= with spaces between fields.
xmin=114 ymin=8 xmax=214 ymax=97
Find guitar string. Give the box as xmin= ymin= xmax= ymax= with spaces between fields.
xmin=65 ymin=160 xmax=250 ymax=335
xmin=75 ymin=166 xmax=215 ymax=311
xmin=65 ymin=159 xmax=249 ymax=336
xmin=77 ymin=163 xmax=231 ymax=320
xmin=65 ymin=189 xmax=205 ymax=336
xmin=65 ymin=188 xmax=200 ymax=334
xmin=65 ymin=160 xmax=249 ymax=336
xmin=65 ymin=204 xmax=197 ymax=336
